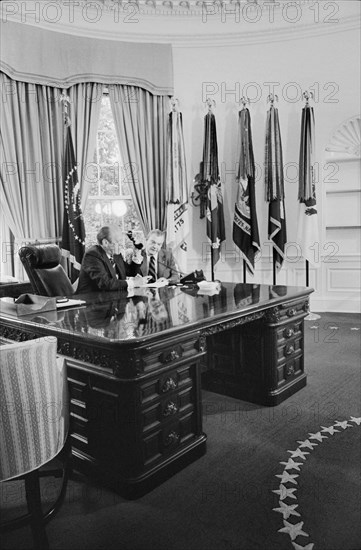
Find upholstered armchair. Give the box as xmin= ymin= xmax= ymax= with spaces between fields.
xmin=0 ymin=337 xmax=70 ymax=549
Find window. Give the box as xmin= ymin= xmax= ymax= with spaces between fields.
xmin=83 ymin=94 xmax=144 ymax=253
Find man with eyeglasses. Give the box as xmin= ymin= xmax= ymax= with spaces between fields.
xmin=132 ymin=229 xmax=180 ymax=285
xmin=76 ymin=225 xmax=148 ymax=293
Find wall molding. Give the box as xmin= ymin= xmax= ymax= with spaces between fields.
xmin=1 ymin=3 xmax=359 ymax=47
xmin=326 ymin=115 xmax=361 ymax=158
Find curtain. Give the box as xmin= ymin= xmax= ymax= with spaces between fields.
xmin=2 ymin=21 xmax=173 ymax=96
xmin=0 ymin=207 xmax=12 ymax=277
xmin=67 ymin=83 xmax=103 ymax=210
xmin=109 ymin=85 xmax=168 ymax=233
xmin=0 ymin=72 xmax=63 ymax=277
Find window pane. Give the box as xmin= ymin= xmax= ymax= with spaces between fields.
xmin=100 ymin=164 xmax=120 ymax=196
xmin=87 ymin=164 xmax=100 ymax=196
xmin=83 ymin=201 xmax=100 ymax=246
xmin=83 ymin=94 xmax=144 ymax=253
xmin=121 ymin=176 xmax=131 ymax=196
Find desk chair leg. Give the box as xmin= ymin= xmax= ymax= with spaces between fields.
xmin=25 ymin=470 xmax=49 ymax=550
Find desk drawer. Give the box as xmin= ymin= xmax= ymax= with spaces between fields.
xmin=142 ymin=411 xmax=196 ymax=467
xmin=276 ymin=321 xmax=303 ymax=344
xmin=139 ymin=363 xmax=194 ymax=405
xmin=141 ymin=334 xmax=201 ymax=373
xmin=277 ymin=336 xmax=303 ymax=362
xmin=70 ymin=413 xmax=88 ymax=439
xmin=277 ymin=299 xmax=308 ymax=323
xmin=141 ymin=386 xmax=194 ymax=433
xmin=277 ymin=355 xmax=303 ymax=384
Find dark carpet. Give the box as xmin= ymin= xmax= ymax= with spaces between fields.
xmin=1 ymin=312 xmax=360 ymax=550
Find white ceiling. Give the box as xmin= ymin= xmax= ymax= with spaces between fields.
xmin=1 ymin=0 xmax=360 ymax=46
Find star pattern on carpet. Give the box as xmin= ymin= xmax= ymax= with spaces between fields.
xmin=297 ymin=439 xmax=318 ymax=450
xmin=275 ymin=471 xmax=299 ymax=485
xmin=280 ymin=458 xmax=303 ymax=471
xmin=272 ymin=484 xmax=297 ymax=501
xmin=273 ymin=502 xmax=300 ymax=519
xmin=287 ymin=448 xmax=309 ymax=460
xmin=308 ymin=431 xmax=328 ymax=442
xmin=320 ymin=425 xmax=340 ymax=435
xmin=334 ymin=419 xmax=352 ymax=429
xmin=273 ymin=416 xmax=360 ymax=549
xmin=292 ymin=542 xmax=314 ymax=550
xmin=278 ymin=520 xmax=309 ymax=541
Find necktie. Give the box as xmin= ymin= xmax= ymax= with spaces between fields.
xmin=109 ymin=255 xmax=119 ymax=279
xmin=148 ymin=255 xmax=157 ymax=283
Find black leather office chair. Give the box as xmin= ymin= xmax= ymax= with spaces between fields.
xmin=19 ymin=244 xmax=74 ymax=297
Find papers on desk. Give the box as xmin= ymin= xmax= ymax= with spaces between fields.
xmin=144 ymin=280 xmax=169 ymax=288
xmin=56 ymin=299 xmax=86 ymax=309
xmin=0 ymin=296 xmax=86 ymax=316
xmin=196 ymin=280 xmax=222 ymax=296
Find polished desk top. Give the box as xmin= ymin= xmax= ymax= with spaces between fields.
xmin=0 ymin=283 xmax=313 ymax=348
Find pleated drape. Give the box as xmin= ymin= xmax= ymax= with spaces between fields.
xmin=109 ymin=85 xmax=168 ymax=234
xmin=67 ymin=83 xmax=103 ymax=210
xmin=0 ymin=73 xmax=64 ymax=276
xmin=0 ymin=74 xmax=103 ymax=276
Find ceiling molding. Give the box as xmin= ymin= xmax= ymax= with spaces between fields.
xmin=1 ymin=0 xmax=319 ymax=18
xmin=1 ymin=1 xmax=360 ymax=47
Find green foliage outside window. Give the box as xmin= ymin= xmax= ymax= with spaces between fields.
xmin=83 ymin=95 xmax=144 ymax=254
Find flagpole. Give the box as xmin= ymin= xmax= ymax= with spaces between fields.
xmin=243 ymin=260 xmax=247 ymax=283
xmin=273 ymin=255 xmax=276 ymax=286
xmin=300 ymin=90 xmax=320 ymax=321
xmin=211 ymin=248 xmax=215 ymax=281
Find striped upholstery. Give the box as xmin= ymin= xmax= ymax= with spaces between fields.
xmin=0 ymin=338 xmax=68 ymax=482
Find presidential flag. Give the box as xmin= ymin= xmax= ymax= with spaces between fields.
xmin=166 ymin=110 xmax=189 ymax=275
xmin=265 ymin=105 xmax=287 ymax=271
xmin=61 ymin=125 xmax=86 ymax=282
xmin=232 ymin=108 xmax=260 ymax=274
xmin=297 ymin=104 xmax=320 ymax=266
xmin=203 ymin=111 xmax=226 ymax=270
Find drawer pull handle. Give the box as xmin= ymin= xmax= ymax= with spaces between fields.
xmin=164 ymin=431 xmax=180 ymax=447
xmin=162 ymin=377 xmax=178 ymax=393
xmin=159 ymin=345 xmax=183 ymax=364
xmin=287 ymin=308 xmax=296 ymax=317
xmin=163 ymin=401 xmax=178 ymax=417
xmin=285 ymin=345 xmax=295 ymax=356
xmin=286 ymin=364 xmax=295 ymax=376
xmin=284 ymin=328 xmax=294 ymax=338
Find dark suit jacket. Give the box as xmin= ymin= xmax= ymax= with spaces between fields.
xmin=76 ymin=245 xmax=136 ymax=293
xmin=134 ymin=248 xmax=180 ymax=283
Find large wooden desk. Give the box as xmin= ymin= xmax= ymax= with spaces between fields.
xmin=0 ymin=283 xmax=312 ymax=498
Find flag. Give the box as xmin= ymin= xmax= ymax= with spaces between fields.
xmin=166 ymin=110 xmax=189 ymax=275
xmin=203 ymin=112 xmax=225 ymax=268
xmin=61 ymin=125 xmax=86 ymax=282
xmin=297 ymin=105 xmax=320 ymax=266
xmin=232 ymin=108 xmax=260 ymax=274
xmin=265 ymin=105 xmax=287 ymax=271
xmin=206 ymin=181 xmax=225 ymax=266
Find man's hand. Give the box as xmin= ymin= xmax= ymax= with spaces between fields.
xmin=133 ymin=274 xmax=150 ymax=287
xmin=156 ymin=277 xmax=169 ymax=286
xmin=132 ymin=248 xmax=143 ymax=264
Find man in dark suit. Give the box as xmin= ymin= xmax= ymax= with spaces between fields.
xmin=133 ymin=229 xmax=180 ymax=284
xmin=76 ymin=226 xmax=146 ymax=293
